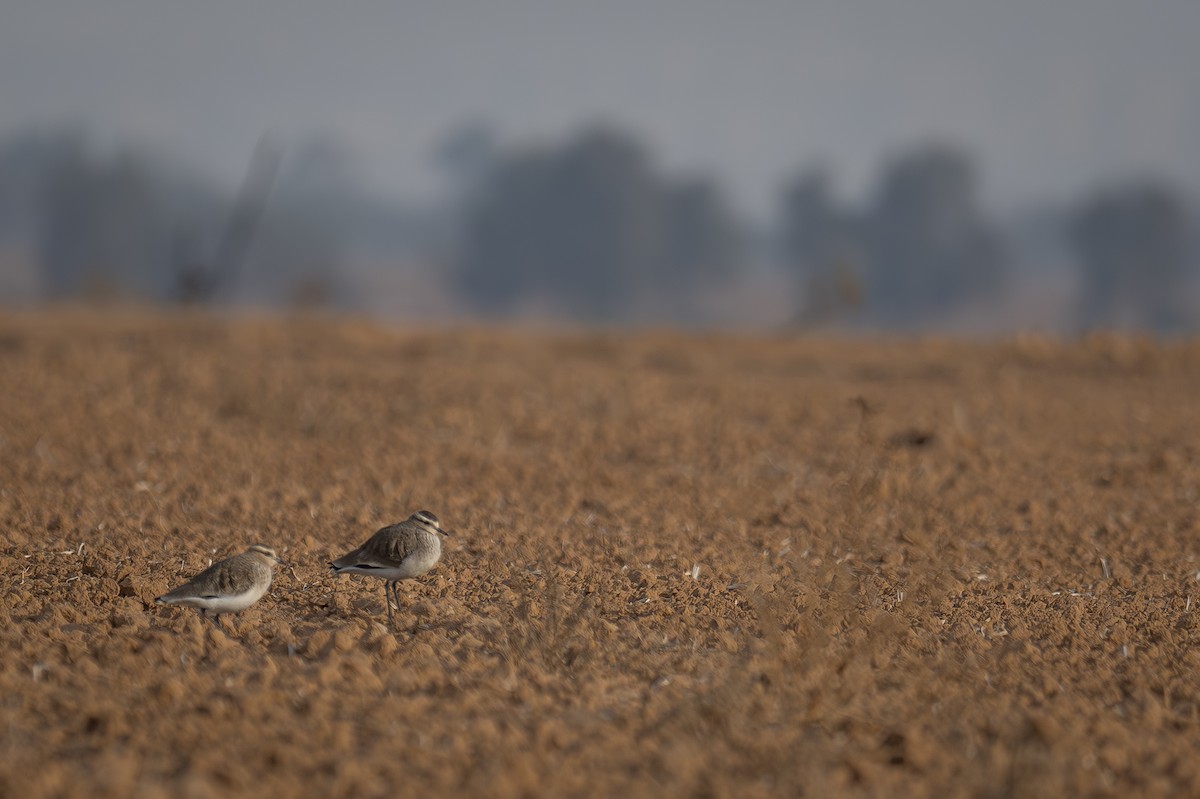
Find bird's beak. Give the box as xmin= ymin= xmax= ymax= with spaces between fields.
xmin=440 ymin=528 xmax=453 ymax=537
xmin=275 ymin=555 xmax=289 ymax=566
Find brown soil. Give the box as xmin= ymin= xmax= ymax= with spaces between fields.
xmin=1 ymin=312 xmax=1199 ymax=798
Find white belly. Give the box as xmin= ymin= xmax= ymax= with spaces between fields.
xmin=176 ymin=583 xmax=268 ymax=614
xmin=339 ymin=549 xmax=441 ymax=581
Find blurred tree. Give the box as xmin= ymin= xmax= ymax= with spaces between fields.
xmin=660 ymin=177 xmax=738 ymax=294
xmin=864 ymin=145 xmax=1005 ymax=324
xmin=37 ymin=139 xmax=93 ymax=298
xmin=174 ymin=135 xmax=281 ymax=303
xmin=40 ymin=145 xmax=174 ymax=300
xmin=1071 ymin=180 xmax=1195 ymax=332
xmin=455 ymin=126 xmax=739 ymax=322
xmin=0 ymin=129 xmax=86 ymax=249
xmin=779 ymin=169 xmax=863 ymax=323
xmin=455 ymin=147 xmax=551 ymax=313
xmin=0 ymin=127 xmax=424 ymax=311
xmin=235 ymin=135 xmax=362 ymax=309
xmin=248 ymin=202 xmax=348 ymax=309
xmin=434 ymin=119 xmax=498 ymax=194
xmin=781 ymin=169 xmax=838 ymax=268
xmin=541 ymin=129 xmax=662 ymax=318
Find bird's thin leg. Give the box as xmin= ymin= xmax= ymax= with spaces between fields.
xmin=385 ymin=582 xmax=395 ymax=627
xmin=200 ymin=611 xmax=210 ymax=658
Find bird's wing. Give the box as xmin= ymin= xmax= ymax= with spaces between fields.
xmin=208 ymin=556 xmax=253 ymax=594
xmin=165 ymin=553 xmax=252 ymax=597
xmin=161 ymin=559 xmax=225 ymax=599
xmin=362 ymin=523 xmax=417 ymax=566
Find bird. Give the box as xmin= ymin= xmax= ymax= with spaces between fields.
xmin=329 ymin=510 xmax=451 ymax=628
xmin=155 ymin=544 xmax=285 ymax=627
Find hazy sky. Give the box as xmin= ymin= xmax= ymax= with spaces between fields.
xmin=3 ymin=0 xmax=1199 ymax=217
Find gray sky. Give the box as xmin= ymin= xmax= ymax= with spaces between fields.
xmin=3 ymin=0 xmax=1199 ymax=217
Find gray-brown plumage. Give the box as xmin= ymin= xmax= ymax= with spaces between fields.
xmin=156 ymin=544 xmax=285 ymax=625
xmin=329 ymin=510 xmax=450 ymax=627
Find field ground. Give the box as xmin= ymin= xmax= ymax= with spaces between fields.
xmin=1 ymin=311 xmax=1199 ymax=797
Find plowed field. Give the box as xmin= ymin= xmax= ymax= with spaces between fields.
xmin=1 ymin=312 xmax=1198 ymax=797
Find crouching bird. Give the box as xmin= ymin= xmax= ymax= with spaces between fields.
xmin=156 ymin=544 xmax=285 ymax=627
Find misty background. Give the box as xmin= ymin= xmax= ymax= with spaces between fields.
xmin=2 ymin=1 xmax=1199 ymax=332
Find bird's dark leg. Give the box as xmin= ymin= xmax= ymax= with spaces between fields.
xmin=385 ymin=581 xmax=395 ymax=627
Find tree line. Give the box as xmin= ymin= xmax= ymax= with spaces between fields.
xmin=0 ymin=124 xmax=1195 ymax=331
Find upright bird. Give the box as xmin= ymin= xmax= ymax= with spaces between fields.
xmin=156 ymin=544 xmax=285 ymax=626
xmin=329 ymin=510 xmax=450 ymax=628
